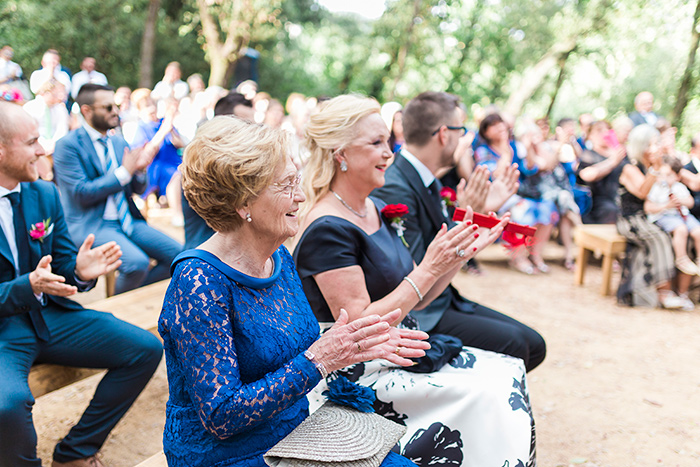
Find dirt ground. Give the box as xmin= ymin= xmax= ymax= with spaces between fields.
xmin=33 ymin=215 xmax=700 ymax=466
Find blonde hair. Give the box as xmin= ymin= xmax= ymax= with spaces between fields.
xmin=626 ymin=124 xmax=659 ymax=164
xmin=301 ymin=94 xmax=381 ymax=218
xmin=131 ymin=88 xmax=152 ymax=110
xmin=36 ymin=78 xmax=64 ymax=95
xmin=181 ymin=116 xmax=289 ymax=232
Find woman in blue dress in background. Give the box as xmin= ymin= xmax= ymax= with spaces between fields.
xmin=474 ymin=113 xmax=558 ymax=274
xmin=158 ymin=116 xmax=430 ymax=467
xmin=129 ymin=89 xmax=186 ymax=225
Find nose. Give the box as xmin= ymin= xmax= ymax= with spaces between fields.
xmin=293 ymin=184 xmax=306 ymax=203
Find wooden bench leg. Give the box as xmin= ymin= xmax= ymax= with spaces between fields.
xmin=601 ymin=254 xmax=614 ymax=296
xmin=105 ymin=271 xmax=117 ymax=298
xmin=574 ymin=246 xmax=589 ymax=286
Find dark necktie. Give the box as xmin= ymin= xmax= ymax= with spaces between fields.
xmin=6 ymin=192 xmax=51 ymax=341
xmin=428 ymin=179 xmax=447 ymax=219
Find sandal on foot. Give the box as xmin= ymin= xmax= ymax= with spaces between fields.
xmin=510 ymin=259 xmax=536 ymax=275
xmin=564 ymin=258 xmax=576 ymax=271
xmin=675 ymin=256 xmax=699 ymax=275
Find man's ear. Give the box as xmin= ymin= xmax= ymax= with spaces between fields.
xmin=80 ymin=104 xmax=92 ymax=121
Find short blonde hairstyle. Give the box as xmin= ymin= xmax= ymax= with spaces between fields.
xmin=301 ymin=94 xmax=381 ymax=217
xmin=181 ymin=116 xmax=289 ymax=232
xmin=626 ymin=123 xmax=659 ymax=164
xmin=131 ymin=88 xmax=152 ymax=110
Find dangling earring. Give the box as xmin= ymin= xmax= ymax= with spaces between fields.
xmin=246 ymin=213 xmax=252 ymax=223
xmin=340 ymin=160 xmax=348 ymax=172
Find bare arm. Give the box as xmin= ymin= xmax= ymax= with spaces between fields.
xmin=579 ymin=147 xmax=626 ymax=183
xmin=680 ymin=168 xmax=700 ymax=191
xmin=619 ymin=164 xmax=657 ymax=201
xmin=313 ymin=220 xmax=480 ymax=323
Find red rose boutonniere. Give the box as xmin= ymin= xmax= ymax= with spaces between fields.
xmin=440 ymin=186 xmax=457 ymax=207
xmin=381 ymin=204 xmax=410 ymax=248
xmin=29 ymin=218 xmax=53 ymax=243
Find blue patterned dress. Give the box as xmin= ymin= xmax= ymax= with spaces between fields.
xmin=158 ymin=246 xmax=413 ymax=467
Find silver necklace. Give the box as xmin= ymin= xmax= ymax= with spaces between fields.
xmin=330 ymin=189 xmax=367 ymax=218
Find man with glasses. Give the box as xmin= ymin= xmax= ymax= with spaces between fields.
xmin=53 ymin=84 xmax=182 ymax=294
xmin=373 ymin=91 xmax=546 ymax=372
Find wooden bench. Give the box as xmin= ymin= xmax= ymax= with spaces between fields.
xmin=28 ymin=280 xmax=169 ymax=398
xmin=573 ymin=224 xmax=627 ymax=296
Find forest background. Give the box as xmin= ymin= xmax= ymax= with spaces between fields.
xmin=3 ymin=0 xmax=700 ymax=146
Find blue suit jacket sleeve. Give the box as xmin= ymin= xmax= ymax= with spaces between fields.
xmin=53 ymin=132 xmax=142 ymax=208
xmin=0 ymin=182 xmax=93 ymax=318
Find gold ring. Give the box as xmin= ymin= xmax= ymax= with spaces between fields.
xmin=357 ymin=342 xmax=362 ymax=352
xmin=395 ymin=347 xmax=401 ymax=355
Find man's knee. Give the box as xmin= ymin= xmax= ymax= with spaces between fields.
xmin=120 ymin=249 xmax=151 ymax=275
xmin=0 ymin=386 xmax=33 ymax=426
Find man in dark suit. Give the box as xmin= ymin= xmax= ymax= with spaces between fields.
xmin=373 ymin=91 xmax=546 ymax=372
xmin=53 ymin=84 xmax=181 ymax=294
xmin=0 ymin=102 xmax=162 ymax=467
xmin=628 ymin=91 xmax=660 ymax=127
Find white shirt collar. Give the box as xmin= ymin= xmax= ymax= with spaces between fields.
xmin=400 ymin=148 xmax=435 ymax=188
xmin=0 ymin=183 xmax=21 ymax=198
xmin=82 ymin=122 xmax=105 ymax=142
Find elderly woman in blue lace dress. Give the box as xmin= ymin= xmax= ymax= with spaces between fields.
xmin=158 ymin=116 xmax=430 ymax=467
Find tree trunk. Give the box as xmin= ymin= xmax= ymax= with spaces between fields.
xmin=504 ymin=38 xmax=577 ymax=117
xmin=546 ymin=50 xmax=572 ymax=120
xmin=671 ymin=0 xmax=700 ymax=127
xmin=209 ymin=55 xmax=230 ymax=88
xmin=138 ymin=0 xmax=160 ymax=88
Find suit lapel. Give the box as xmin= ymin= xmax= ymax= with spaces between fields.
xmin=20 ymin=183 xmax=42 ymax=268
xmin=394 ymin=154 xmax=446 ymax=230
xmin=76 ymin=127 xmax=104 ymax=177
xmin=0 ymin=216 xmax=12 ymax=267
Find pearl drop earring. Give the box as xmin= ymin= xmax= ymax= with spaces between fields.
xmin=246 ymin=213 xmax=252 ymax=223
xmin=340 ymin=160 xmax=348 ymax=172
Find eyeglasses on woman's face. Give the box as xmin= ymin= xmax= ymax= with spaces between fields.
xmin=431 ymin=125 xmax=468 ymax=137
xmin=272 ymin=172 xmax=302 ymax=198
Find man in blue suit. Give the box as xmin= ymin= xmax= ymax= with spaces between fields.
xmin=53 ymin=84 xmax=181 ymax=295
xmin=0 ymin=102 xmax=162 ymax=466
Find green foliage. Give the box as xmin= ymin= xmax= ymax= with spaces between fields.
xmin=2 ymin=0 xmax=700 ymax=143
xmin=0 ymin=0 xmax=206 ymax=88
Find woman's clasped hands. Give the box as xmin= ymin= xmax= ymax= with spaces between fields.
xmin=308 ymin=308 xmax=430 ymax=373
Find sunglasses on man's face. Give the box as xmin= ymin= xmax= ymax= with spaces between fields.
xmin=93 ymin=104 xmax=116 ymax=113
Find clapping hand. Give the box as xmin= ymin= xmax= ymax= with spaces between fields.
xmin=456 ymin=165 xmax=489 ymax=214
xmin=422 ymin=212 xmax=483 ymax=277
xmin=485 ymin=163 xmax=519 ymax=212
xmin=29 ymin=255 xmax=78 ymax=297
xmin=74 ymin=234 xmax=122 ymax=282
xmin=308 ymin=309 xmax=430 ymax=373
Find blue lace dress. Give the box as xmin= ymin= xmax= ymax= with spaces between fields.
xmin=158 ymin=246 xmax=413 ymax=467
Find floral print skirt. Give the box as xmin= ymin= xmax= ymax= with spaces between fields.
xmin=308 ymin=347 xmax=536 ymax=467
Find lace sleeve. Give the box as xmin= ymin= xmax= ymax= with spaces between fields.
xmin=164 ymin=262 xmax=321 ymax=440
